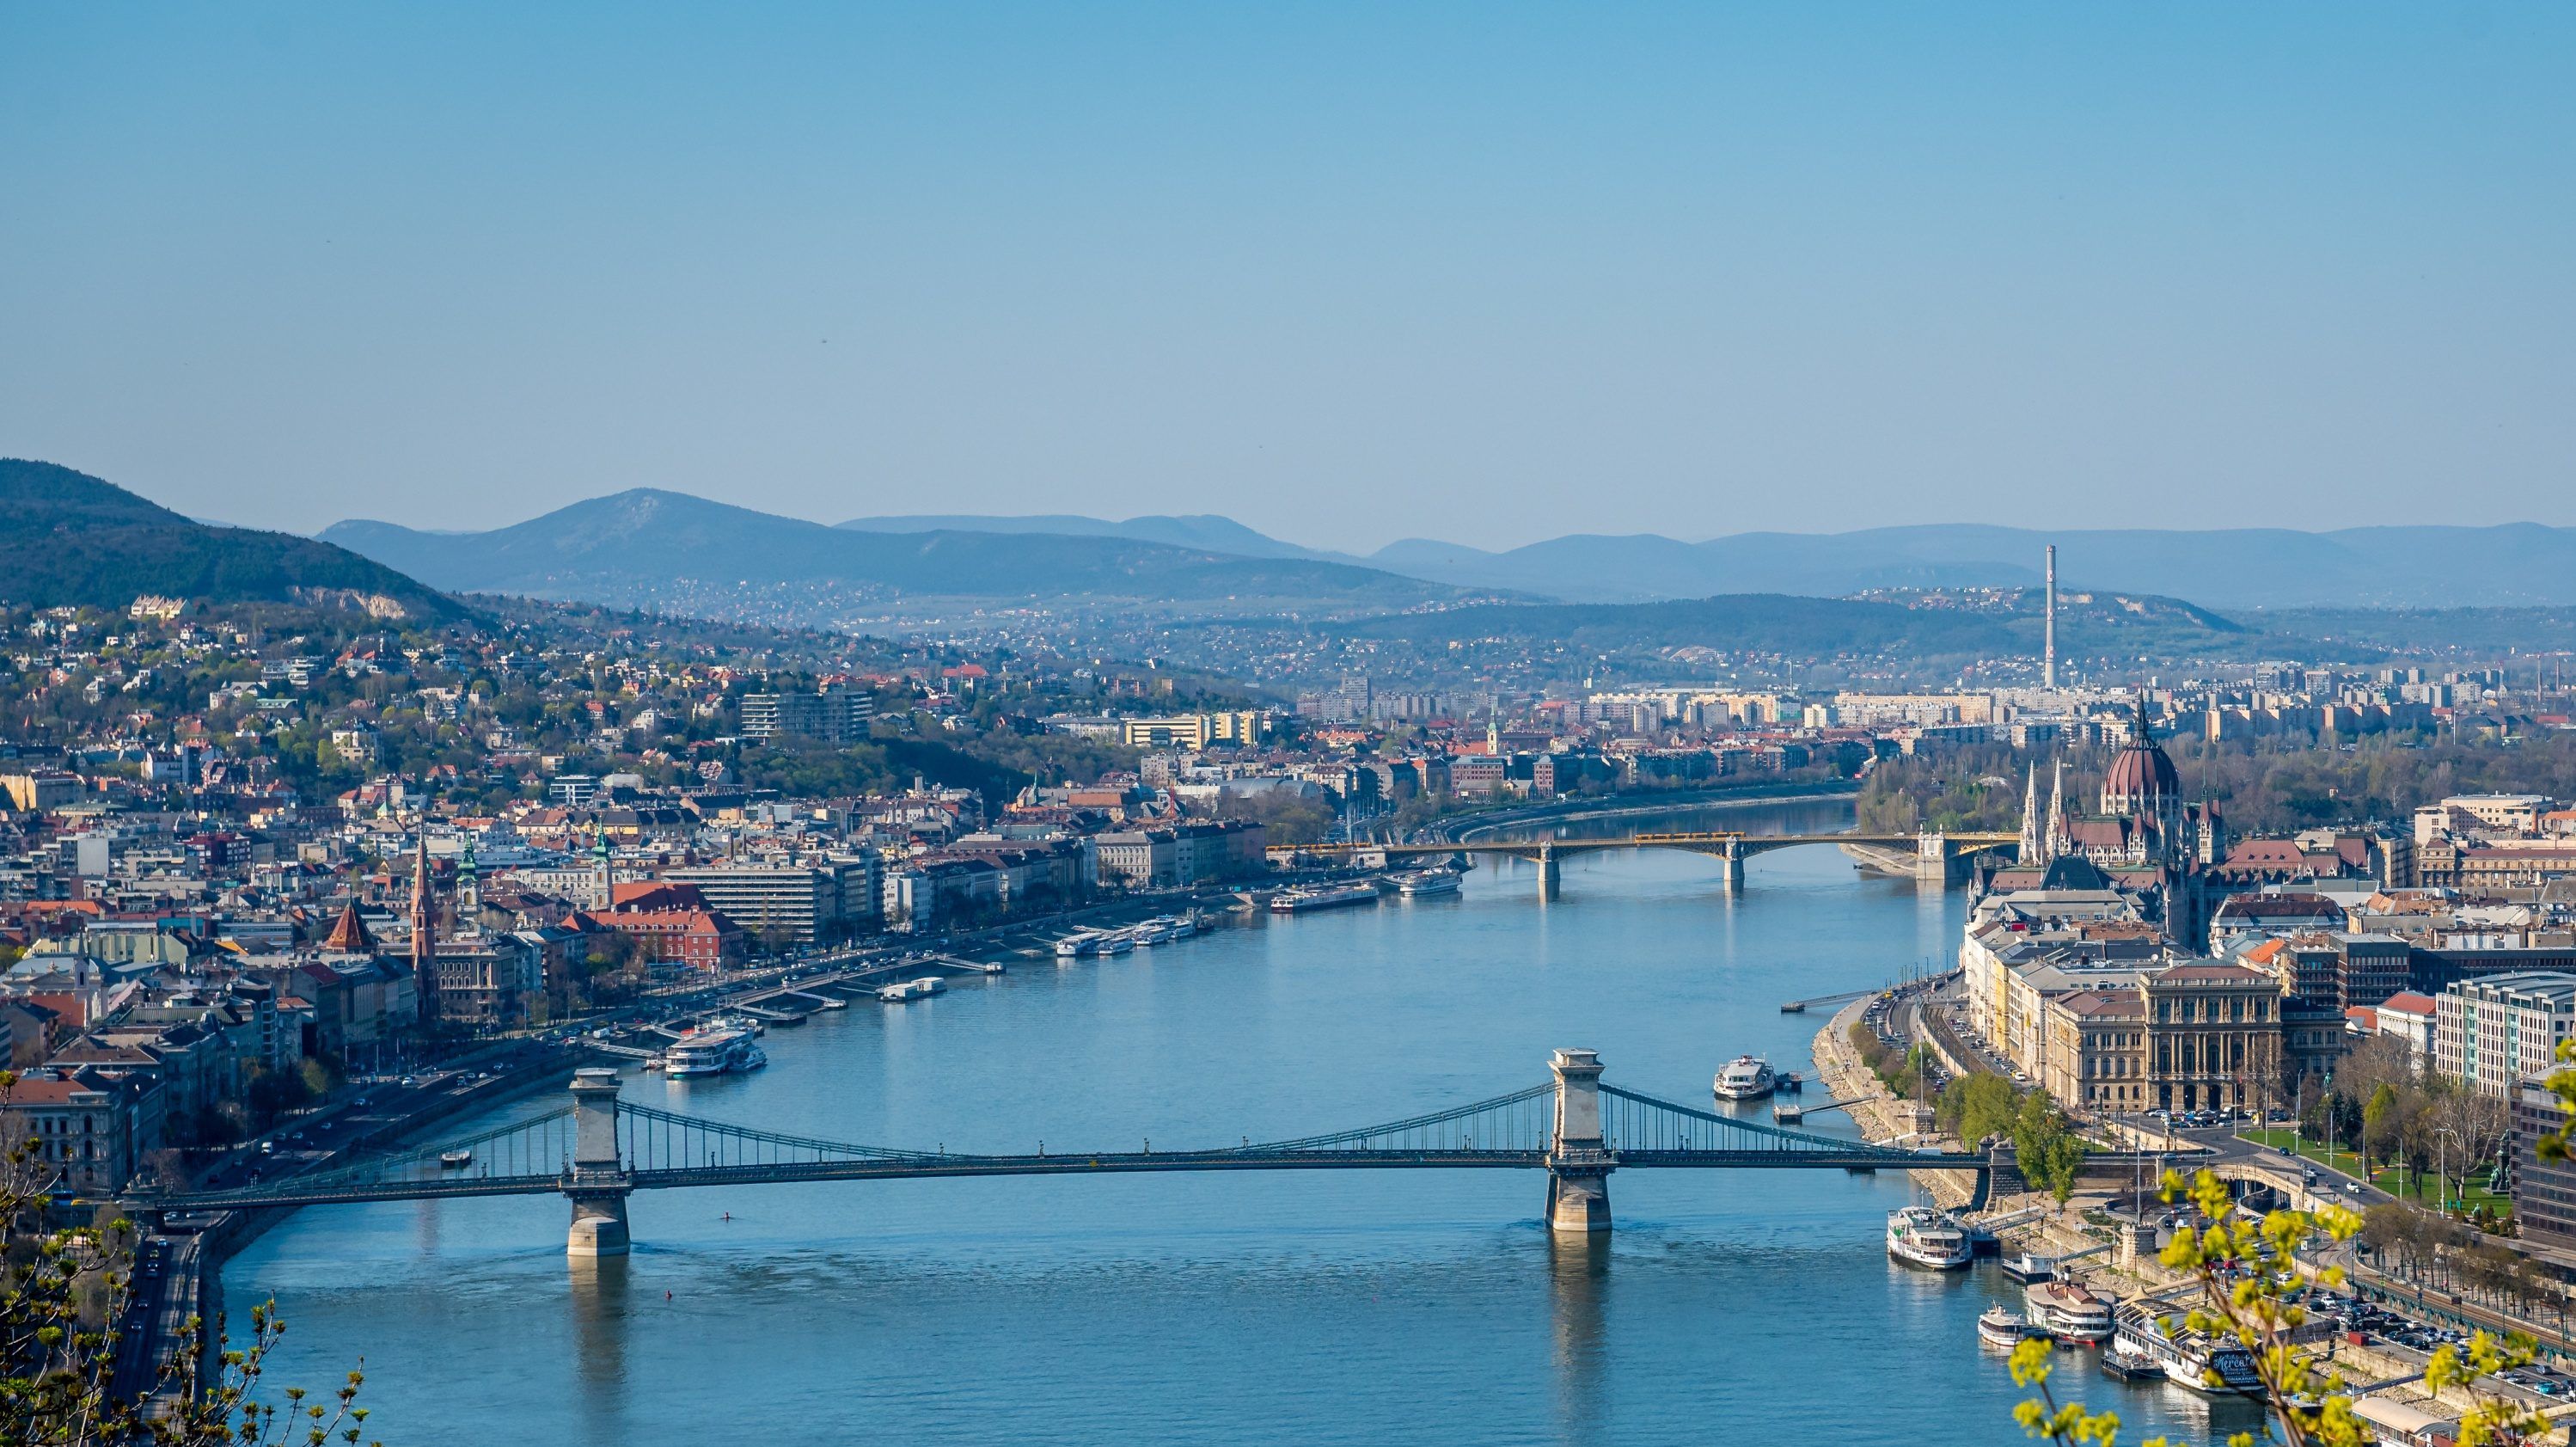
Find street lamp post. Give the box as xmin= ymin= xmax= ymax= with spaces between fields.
xmin=2435 ymin=1125 xmax=2464 ymax=1216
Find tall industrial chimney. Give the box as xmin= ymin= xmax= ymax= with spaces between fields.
xmin=2042 ymin=544 xmax=2059 ymax=689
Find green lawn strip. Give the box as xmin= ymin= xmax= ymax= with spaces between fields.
xmin=2236 ymin=1129 xmax=2507 ymax=1212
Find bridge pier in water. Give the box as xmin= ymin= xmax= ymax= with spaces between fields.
xmin=1716 ymin=837 xmax=1746 ymax=892
xmin=565 ymin=1068 xmax=633 ymax=1258
xmin=1545 ymin=1048 xmax=1614 ymax=1234
xmin=1535 ymin=843 xmax=1560 ymax=900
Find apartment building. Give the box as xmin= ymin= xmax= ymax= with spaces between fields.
xmin=2436 ymin=972 xmax=2576 ymax=1099
xmin=661 ymin=858 xmax=878 ymax=946
xmin=741 ymin=685 xmax=876 ymax=745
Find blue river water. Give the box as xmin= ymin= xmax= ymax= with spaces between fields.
xmin=225 ymin=800 xmax=2266 ymax=1444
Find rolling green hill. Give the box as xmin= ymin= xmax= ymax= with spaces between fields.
xmin=0 ymin=459 xmax=453 ymax=618
xmin=322 ymin=488 xmax=1467 ymax=613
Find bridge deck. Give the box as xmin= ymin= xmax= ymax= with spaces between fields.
xmin=146 ymin=1144 xmax=1986 ymax=1211
xmin=1266 ymin=832 xmax=2020 ymax=859
xmin=134 ymin=1074 xmax=1998 ymax=1216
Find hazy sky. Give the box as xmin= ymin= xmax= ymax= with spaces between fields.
xmin=5 ymin=5 xmax=2573 ymax=552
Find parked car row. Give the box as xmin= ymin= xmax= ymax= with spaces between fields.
xmin=2147 ymin=1107 xmax=2252 ymax=1129
xmin=2304 ymin=1291 xmax=2574 ymax=1393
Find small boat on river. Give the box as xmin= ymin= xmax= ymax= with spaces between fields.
xmin=1713 ymin=1055 xmax=1777 ymax=1101
xmin=1888 ymin=1207 xmax=1974 ymax=1270
xmin=1979 ymin=1305 xmax=2047 ymax=1349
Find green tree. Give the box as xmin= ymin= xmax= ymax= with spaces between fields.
xmin=243 ymin=1066 xmax=315 ymax=1129
xmin=1938 ymin=1072 xmax=2021 ymax=1146
xmin=2009 ymin=1169 xmax=2547 ymax=1447
xmin=2014 ymin=1032 xmax=2576 ymax=1447
xmin=2 ymin=1072 xmax=383 ymax=1444
xmin=2362 ymin=1082 xmax=2402 ymax=1177
xmin=2010 ymin=1093 xmax=2088 ymax=1205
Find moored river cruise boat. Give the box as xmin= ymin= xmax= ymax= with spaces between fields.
xmin=1712 ymin=1055 xmax=1777 ymax=1101
xmin=1886 ymin=1207 xmax=1973 ymax=1270
xmin=2111 ymin=1305 xmax=2260 ymax=1396
xmin=2024 ymin=1281 xmax=2114 ymax=1345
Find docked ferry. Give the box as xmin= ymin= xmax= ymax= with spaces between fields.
xmin=1132 ymin=916 xmax=1195 ymax=946
xmin=1270 ymin=882 xmax=1380 ymax=914
xmin=1979 ymin=1305 xmax=2047 ymax=1349
xmin=1394 ymin=868 xmax=1462 ymax=898
xmin=1055 ymin=930 xmax=1108 ymax=960
xmin=877 ymin=976 xmax=947 ymax=1004
xmin=1713 ymin=1055 xmax=1778 ymax=1101
xmin=1886 ymin=1207 xmax=1974 ymax=1270
xmin=2111 ymin=1305 xmax=2261 ymax=1396
xmin=664 ymin=1026 xmax=763 ymax=1078
xmin=2024 ymin=1281 xmax=2115 ymax=1345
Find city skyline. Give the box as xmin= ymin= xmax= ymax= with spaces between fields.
xmin=8 ymin=4 xmax=2576 ymax=549
xmin=15 ymin=8 xmax=2576 ymax=1445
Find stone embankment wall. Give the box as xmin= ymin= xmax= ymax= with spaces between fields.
xmin=1808 ymin=995 xmax=1979 ymax=1210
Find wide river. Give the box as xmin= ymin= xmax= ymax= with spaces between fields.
xmin=228 ymin=799 xmax=2261 ymax=1444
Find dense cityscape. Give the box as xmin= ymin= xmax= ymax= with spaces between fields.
xmin=16 ymin=7 xmax=2576 ymax=1446
xmin=11 ymin=521 xmax=2576 ymax=1432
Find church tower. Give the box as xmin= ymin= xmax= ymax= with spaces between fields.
xmin=2016 ymin=762 xmax=2041 ymax=861
xmin=458 ymin=838 xmax=481 ymax=923
xmin=411 ymin=820 xmax=437 ymax=1025
xmin=2043 ymin=761 xmax=2067 ymax=864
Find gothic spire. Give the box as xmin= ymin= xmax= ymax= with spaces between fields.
xmin=2017 ymin=761 xmax=2041 ymax=861
xmin=2043 ymin=760 xmax=2066 ymax=864
xmin=411 ymin=813 xmax=437 ymax=1024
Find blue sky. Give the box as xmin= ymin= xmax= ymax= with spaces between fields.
xmin=3 ymin=4 xmax=2571 ymax=550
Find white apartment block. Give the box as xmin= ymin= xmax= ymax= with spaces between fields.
xmin=2435 ymin=972 xmax=2576 ymax=1098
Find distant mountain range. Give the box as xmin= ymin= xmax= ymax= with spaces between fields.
xmin=0 ymin=459 xmax=450 ymax=617
xmin=1340 ymin=588 xmax=2264 ymax=662
xmin=836 ymin=512 xmax=1317 ymax=560
xmin=843 ymin=512 xmax=2576 ymax=610
xmin=323 ymin=490 xmax=1468 ymax=615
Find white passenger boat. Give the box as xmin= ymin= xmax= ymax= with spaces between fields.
xmin=2111 ymin=1305 xmax=2261 ymax=1395
xmin=877 ymin=976 xmax=947 ymax=1004
xmin=1055 ymin=930 xmax=1106 ymax=960
xmin=1713 ymin=1055 xmax=1778 ymax=1101
xmin=1887 ymin=1206 xmax=1974 ymax=1270
xmin=2025 ymin=1281 xmax=2114 ymax=1345
xmin=664 ymin=1026 xmax=757 ymax=1077
xmin=1979 ymin=1304 xmax=2043 ymax=1349
xmin=1395 ymin=868 xmax=1462 ymax=898
xmin=1098 ymin=932 xmax=1134 ymax=955
xmin=1130 ymin=917 xmax=1180 ymax=946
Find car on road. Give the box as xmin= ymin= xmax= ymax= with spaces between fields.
xmin=2342 ymin=1181 xmax=2365 ymax=1195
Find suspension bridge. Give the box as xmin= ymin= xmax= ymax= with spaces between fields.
xmin=1269 ymin=831 xmax=2022 ymax=892
xmin=133 ymin=1051 xmax=1996 ymax=1254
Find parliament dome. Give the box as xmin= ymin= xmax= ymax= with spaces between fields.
xmin=2099 ymin=701 xmax=2181 ymax=819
